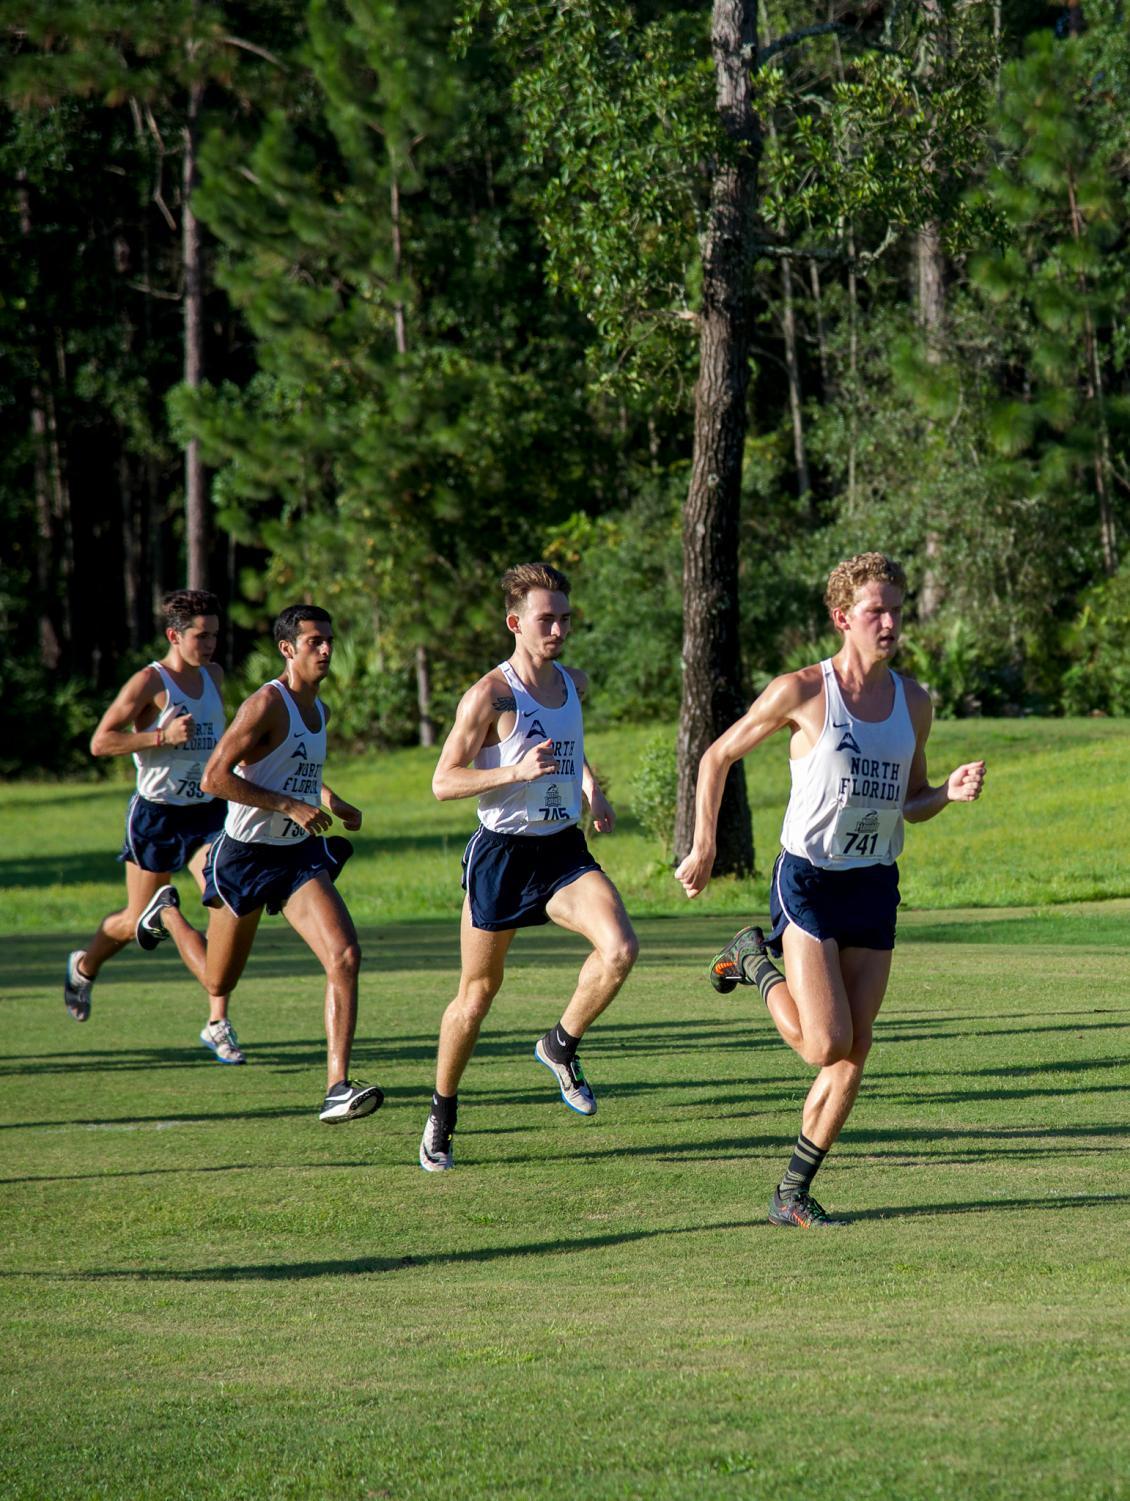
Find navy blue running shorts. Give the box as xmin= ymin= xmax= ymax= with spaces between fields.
xmin=462 ymin=823 xmax=601 ymax=932
xmin=766 ymin=850 xmax=900 ymax=954
xmin=118 ymin=793 xmax=226 ymax=874
xmin=202 ymin=831 xmax=354 ymax=917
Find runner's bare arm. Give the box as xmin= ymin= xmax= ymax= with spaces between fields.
xmin=582 ymin=757 xmax=614 ymax=834
xmin=89 ymin=667 xmax=194 ymax=757
xmin=901 ymin=683 xmax=986 ymax=823
xmin=675 ymin=674 xmax=808 ymax=898
xmin=431 ymin=677 xmax=557 ymax=801
xmin=201 ymin=690 xmax=330 ymax=834
xmin=322 ymin=782 xmax=362 ymax=831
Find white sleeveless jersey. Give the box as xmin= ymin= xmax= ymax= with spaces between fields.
xmin=133 ymin=662 xmax=224 ymax=806
xmin=780 ymin=659 xmax=917 ymax=869
xmin=225 ymin=681 xmax=327 ymax=846
xmin=474 ymin=661 xmax=584 ymax=836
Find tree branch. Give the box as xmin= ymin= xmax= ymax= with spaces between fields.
xmin=752 ymin=224 xmax=899 ymax=268
xmin=219 ymin=34 xmax=285 ymax=69
xmin=753 ymin=24 xmax=902 ymax=69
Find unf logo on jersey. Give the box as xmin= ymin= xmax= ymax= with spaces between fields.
xmin=525 ymin=719 xmax=547 ymax=740
xmin=292 ymin=742 xmax=309 ymax=759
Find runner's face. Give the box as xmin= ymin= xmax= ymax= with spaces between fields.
xmin=284 ymin=621 xmax=334 ymax=683
xmin=842 ymin=581 xmax=903 ymax=658
xmin=171 ymin=615 xmax=219 ymax=666
xmin=511 ymin=589 xmax=571 ymax=661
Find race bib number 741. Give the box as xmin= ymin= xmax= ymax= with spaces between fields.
xmin=829 ymin=805 xmax=899 ymax=861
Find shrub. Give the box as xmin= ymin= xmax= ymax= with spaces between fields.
xmin=629 ymin=733 xmax=678 ymax=855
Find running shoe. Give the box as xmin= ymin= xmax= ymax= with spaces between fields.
xmin=136 ymin=884 xmax=180 ymax=951
xmin=709 ymin=924 xmax=766 ymax=994
xmin=534 ymin=1035 xmax=597 ymax=1116
xmin=319 ymin=1078 xmax=384 ymax=1123
xmin=64 ymin=950 xmax=94 ymax=1022
xmin=419 ymin=1114 xmax=454 ymax=1172
xmin=768 ymin=1188 xmax=845 ymax=1228
xmin=200 ymin=1018 xmax=246 ymax=1065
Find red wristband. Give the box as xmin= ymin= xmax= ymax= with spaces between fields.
xmin=155 ymin=727 xmax=163 ymax=748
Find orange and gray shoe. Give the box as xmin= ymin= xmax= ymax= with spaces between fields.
xmin=708 ymin=925 xmax=767 ymax=994
xmin=768 ymin=1188 xmax=846 ymax=1228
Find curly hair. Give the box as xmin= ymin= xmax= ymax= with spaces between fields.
xmin=824 ymin=553 xmax=906 ymax=620
xmin=161 ymin=590 xmax=220 ymax=634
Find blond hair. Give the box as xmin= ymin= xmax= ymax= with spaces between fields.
xmin=824 ymin=552 xmax=907 ymax=620
xmin=500 ymin=562 xmax=571 ymax=613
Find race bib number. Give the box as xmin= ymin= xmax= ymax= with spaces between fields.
xmin=526 ymin=778 xmax=577 ymax=827
xmin=829 ymin=804 xmax=899 ymax=862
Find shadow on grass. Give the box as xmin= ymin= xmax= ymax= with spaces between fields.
xmin=5 ymin=1194 xmax=1127 ymax=1281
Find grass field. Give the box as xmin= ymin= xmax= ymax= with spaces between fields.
xmin=2 ymin=721 xmax=1128 ymax=1499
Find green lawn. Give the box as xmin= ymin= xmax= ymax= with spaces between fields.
xmin=1 ymin=720 xmax=1128 ymax=1498
xmin=1 ymin=908 xmax=1128 ymax=1500
xmin=3 ymin=717 xmax=1130 ymax=932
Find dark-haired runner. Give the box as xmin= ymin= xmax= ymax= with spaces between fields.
xmin=137 ymin=605 xmax=382 ymax=1122
xmin=64 ymin=589 xmax=241 ymax=1061
xmin=418 ymin=563 xmax=637 ymax=1171
xmin=676 ymin=553 xmax=985 ymax=1226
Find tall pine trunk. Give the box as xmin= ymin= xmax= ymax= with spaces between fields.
xmin=674 ymin=0 xmax=757 ymax=875
xmin=183 ymin=77 xmax=208 ymax=590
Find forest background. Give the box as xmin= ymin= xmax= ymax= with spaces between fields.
xmin=4 ymin=0 xmax=1130 ymax=796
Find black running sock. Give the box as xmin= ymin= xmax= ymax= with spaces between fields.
xmin=431 ymin=1090 xmax=457 ymax=1133
xmin=542 ymin=1022 xmax=581 ymax=1064
xmin=739 ymin=948 xmax=786 ymax=1003
xmin=777 ymin=1133 xmax=828 ymax=1199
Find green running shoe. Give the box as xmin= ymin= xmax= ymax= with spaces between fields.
xmin=708 ymin=925 xmax=767 ymax=994
xmin=768 ymin=1188 xmax=846 ymax=1228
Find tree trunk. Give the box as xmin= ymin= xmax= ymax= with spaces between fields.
xmin=416 ymin=643 xmax=436 ymax=748
xmin=915 ymin=220 xmax=946 ymax=620
xmin=915 ymin=1 xmax=946 ymax=620
xmin=183 ymin=77 xmax=208 ymax=589
xmin=674 ymin=0 xmax=758 ymax=877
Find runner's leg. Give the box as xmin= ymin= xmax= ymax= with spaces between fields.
xmin=435 ymin=898 xmax=515 ymax=1096
xmin=279 ymin=872 xmax=362 ymax=1090
xmin=80 ymin=864 xmax=169 ymax=978
xmin=544 ymin=870 xmax=638 ymax=1037
xmin=799 ymin=946 xmax=891 ymax=1151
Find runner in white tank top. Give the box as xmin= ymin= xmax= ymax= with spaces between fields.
xmin=64 ymin=590 xmax=241 ymax=1063
xmin=677 ymin=553 xmax=985 ymax=1228
xmin=133 ymin=659 xmax=225 ymax=806
xmin=223 ymin=681 xmax=328 ymax=845
xmin=150 ymin=603 xmax=383 ymax=1125
xmin=474 ymin=659 xmax=585 ymax=835
xmin=418 ymin=562 xmax=638 ymax=1173
xmin=780 ymin=658 xmax=917 ymax=869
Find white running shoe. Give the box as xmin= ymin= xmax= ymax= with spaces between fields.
xmin=534 ymin=1036 xmax=597 ymax=1116
xmin=419 ymin=1114 xmax=454 ymax=1172
xmin=200 ymin=1018 xmax=246 ymax=1065
xmin=319 ymin=1079 xmax=384 ymax=1123
xmin=65 ymin=951 xmax=94 ymax=1022
xmin=136 ymin=885 xmax=180 ymax=950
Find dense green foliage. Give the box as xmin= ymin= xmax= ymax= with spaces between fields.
xmin=4 ymin=2 xmax=1130 ymax=772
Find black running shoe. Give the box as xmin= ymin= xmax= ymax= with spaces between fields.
xmin=768 ymin=1188 xmax=846 ymax=1228
xmin=319 ymin=1078 xmax=384 ymax=1123
xmin=709 ymin=925 xmax=766 ymax=994
xmin=136 ymin=884 xmax=180 ymax=951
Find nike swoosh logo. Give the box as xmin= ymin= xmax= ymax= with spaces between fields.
xmin=522 ymin=709 xmax=538 ymax=718
xmin=832 ymin=719 xmax=850 ymax=728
